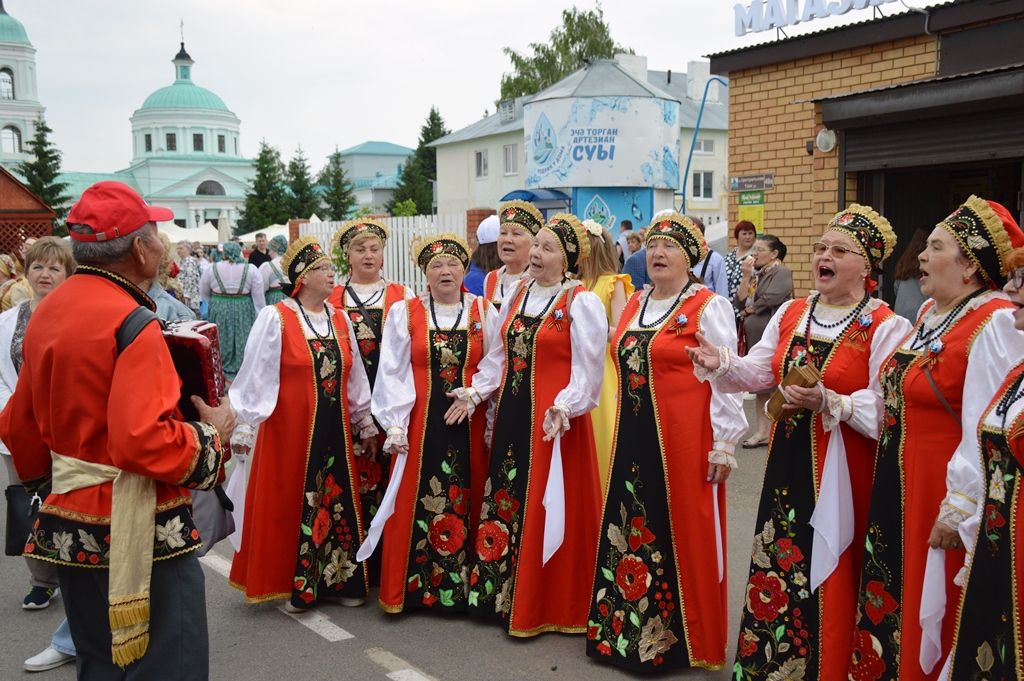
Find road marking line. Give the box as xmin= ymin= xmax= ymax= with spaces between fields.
xmin=199 ymin=553 xmax=232 ymax=578
xmin=387 ymin=671 xmax=433 ymax=681
xmin=201 ymin=552 xmax=354 ymax=642
xmin=365 ymin=648 xmax=438 ymax=681
xmin=278 ymin=607 xmax=355 ymax=642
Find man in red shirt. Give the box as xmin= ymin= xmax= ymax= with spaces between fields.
xmin=0 ymin=181 xmax=235 ymax=679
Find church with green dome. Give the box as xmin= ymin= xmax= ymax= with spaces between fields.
xmin=0 ymin=0 xmax=45 ymax=166
xmin=0 ymin=2 xmax=254 ymax=233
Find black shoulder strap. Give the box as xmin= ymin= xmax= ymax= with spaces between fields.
xmin=115 ymin=306 xmax=161 ymax=356
xmin=699 ymin=252 xmax=712 ymax=279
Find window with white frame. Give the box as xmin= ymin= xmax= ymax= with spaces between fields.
xmin=475 ymin=150 xmax=488 ymax=178
xmin=503 ymin=144 xmax=518 ymax=175
xmin=694 ymin=138 xmax=715 ymax=154
xmin=166 ymin=133 xmax=177 ymax=152
xmin=692 ymin=171 xmax=713 ymax=200
xmin=0 ymin=69 xmax=13 ymax=100
xmin=1 ymin=126 xmax=21 ymax=153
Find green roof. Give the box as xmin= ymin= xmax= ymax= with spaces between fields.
xmin=58 ymin=171 xmax=139 ymax=204
xmin=339 ymin=141 xmax=413 ymax=156
xmin=0 ymin=8 xmax=31 ymax=46
xmin=140 ymin=81 xmax=230 ymax=112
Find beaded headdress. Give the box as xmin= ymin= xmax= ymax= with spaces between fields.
xmin=411 ymin=232 xmax=470 ymax=272
xmin=498 ymin=200 xmax=545 ymax=236
xmin=334 ymin=219 xmax=389 ymax=254
xmin=825 ymin=204 xmax=897 ymax=272
xmin=937 ymin=195 xmax=1023 ymax=288
xmin=541 ymin=213 xmax=591 ymax=274
xmin=645 ymin=212 xmax=708 ymax=268
xmin=281 ymin=236 xmax=330 ymax=297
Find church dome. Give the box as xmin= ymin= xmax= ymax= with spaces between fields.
xmin=140 ymin=82 xmax=229 ymax=112
xmin=136 ymin=42 xmax=232 ymax=114
xmin=0 ymin=4 xmax=31 ymax=46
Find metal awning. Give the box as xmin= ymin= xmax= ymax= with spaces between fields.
xmin=819 ymin=64 xmax=1024 ymax=129
xmin=500 ymin=189 xmax=571 ymax=203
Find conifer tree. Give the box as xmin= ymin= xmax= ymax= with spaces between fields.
xmin=286 ymin=146 xmax=319 ymax=220
xmin=318 ymin=150 xmax=356 ymax=221
xmin=388 ymin=107 xmax=448 ymax=214
xmin=16 ymin=118 xmax=70 ymax=233
xmin=237 ymin=140 xmax=288 ymax=234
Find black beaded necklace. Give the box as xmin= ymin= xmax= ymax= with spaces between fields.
xmin=345 ymin=278 xmax=384 ymax=308
xmin=297 ymin=303 xmax=335 ymax=342
xmin=519 ymin=278 xmax=564 ymax=319
xmin=429 ymin=292 xmax=465 ymax=334
xmin=803 ymin=292 xmax=870 ymax=356
xmin=909 ymin=287 xmax=987 ymax=352
xmin=638 ymin=281 xmax=692 ymax=329
xmin=996 ymin=371 xmax=1024 ymax=431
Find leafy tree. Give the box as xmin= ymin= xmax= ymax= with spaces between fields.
xmin=285 ymin=146 xmax=319 ymax=220
xmin=318 ymin=150 xmax=356 ymax=221
xmin=387 ymin=107 xmax=448 ymax=214
xmin=499 ymin=5 xmax=632 ymax=101
xmin=390 ymin=198 xmax=417 ymax=217
xmin=237 ymin=140 xmax=289 ymax=235
xmin=16 ymin=118 xmax=70 ymax=233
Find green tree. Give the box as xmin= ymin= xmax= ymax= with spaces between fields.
xmin=387 ymin=107 xmax=448 ymax=214
xmin=237 ymin=140 xmax=288 ymax=235
xmin=286 ymin=146 xmax=319 ymax=220
xmin=16 ymin=118 xmax=70 ymax=234
xmin=318 ymin=150 xmax=356 ymax=221
xmin=390 ymin=198 xmax=417 ymax=217
xmin=499 ymin=5 xmax=632 ymax=101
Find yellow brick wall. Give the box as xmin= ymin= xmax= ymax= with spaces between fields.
xmin=726 ymin=35 xmax=938 ymax=294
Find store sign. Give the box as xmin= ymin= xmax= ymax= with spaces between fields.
xmin=734 ymin=0 xmax=900 ymax=36
xmin=524 ymin=96 xmax=680 ymax=190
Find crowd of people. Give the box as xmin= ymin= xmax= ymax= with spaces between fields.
xmin=1 ymin=180 xmax=1022 ymax=681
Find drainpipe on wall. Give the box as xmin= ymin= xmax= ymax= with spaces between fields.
xmin=681 ymin=76 xmax=729 ymax=216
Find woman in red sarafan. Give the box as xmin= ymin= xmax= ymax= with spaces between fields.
xmin=326 ymin=219 xmax=414 ymax=584
xmin=586 ymin=213 xmax=748 ymax=673
xmin=451 ymin=213 xmax=606 ymax=637
xmin=850 ymin=198 xmax=1024 ymax=681
xmin=690 ymin=205 xmax=911 ymax=680
xmin=227 ymin=237 xmax=378 ymax=612
xmin=363 ymin=234 xmax=493 ymax=614
xmin=935 ymin=246 xmax=1024 ymax=680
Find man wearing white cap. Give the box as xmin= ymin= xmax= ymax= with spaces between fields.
xmin=464 ymin=214 xmax=500 ymax=296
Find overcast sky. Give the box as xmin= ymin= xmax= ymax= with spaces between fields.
xmin=8 ymin=0 xmax=946 ymax=174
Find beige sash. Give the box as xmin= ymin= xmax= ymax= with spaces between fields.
xmin=51 ymin=452 xmax=155 ymax=667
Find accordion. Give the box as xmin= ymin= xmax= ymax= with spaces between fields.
xmin=163 ymin=320 xmax=226 ymax=422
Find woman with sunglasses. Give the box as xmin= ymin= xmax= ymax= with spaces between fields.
xmin=228 ymin=237 xmax=379 ymax=612
xmin=689 ymin=206 xmax=910 ymax=680
xmin=939 ymin=248 xmax=1024 ymax=679
xmin=848 ymin=198 xmax=1024 ymax=681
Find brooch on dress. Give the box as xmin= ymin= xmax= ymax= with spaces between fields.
xmin=668 ymin=313 xmax=688 ymax=337
xmin=850 ymin=313 xmax=874 ymax=343
xmin=547 ymin=308 xmax=566 ymax=331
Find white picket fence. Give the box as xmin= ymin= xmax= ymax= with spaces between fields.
xmin=300 ymin=214 xmax=465 ymax=292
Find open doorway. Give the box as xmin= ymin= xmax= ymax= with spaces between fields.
xmin=858 ymin=159 xmax=1022 ymax=304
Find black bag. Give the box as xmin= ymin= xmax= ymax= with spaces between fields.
xmin=5 ymin=483 xmax=46 ymax=556
xmin=116 ymin=307 xmax=234 ymax=556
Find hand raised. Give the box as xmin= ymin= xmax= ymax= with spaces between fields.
xmin=686 ymin=332 xmax=722 ymax=371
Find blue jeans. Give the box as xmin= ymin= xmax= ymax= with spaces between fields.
xmin=51 ymin=618 xmax=75 ymax=656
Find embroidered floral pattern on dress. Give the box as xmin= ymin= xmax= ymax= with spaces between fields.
xmin=432 ymin=332 xmax=465 ymax=393
xmin=468 ymin=446 xmax=522 ymax=617
xmin=405 ymin=445 xmax=472 ymax=609
xmin=507 ymin=315 xmax=542 ymax=397
xmin=619 ymin=334 xmax=651 ymax=415
xmin=177 ymin=421 xmax=225 ymax=490
xmin=590 ymin=468 xmax=678 ymax=666
xmin=734 ymin=488 xmax=814 ymax=680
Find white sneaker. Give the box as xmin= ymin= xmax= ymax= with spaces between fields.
xmin=24 ymin=646 xmax=74 ymax=672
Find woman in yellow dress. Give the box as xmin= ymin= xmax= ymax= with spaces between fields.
xmin=580 ymin=220 xmax=633 ymax=489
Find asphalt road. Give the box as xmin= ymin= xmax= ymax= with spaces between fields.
xmin=0 ymin=402 xmax=766 ymax=680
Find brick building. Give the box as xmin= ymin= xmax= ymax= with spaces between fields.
xmin=710 ymin=0 xmax=1024 ymax=298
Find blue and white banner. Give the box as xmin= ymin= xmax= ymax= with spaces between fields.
xmin=525 ymin=97 xmax=680 ymax=190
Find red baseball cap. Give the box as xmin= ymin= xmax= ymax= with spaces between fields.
xmin=67 ymin=181 xmax=174 ymax=242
